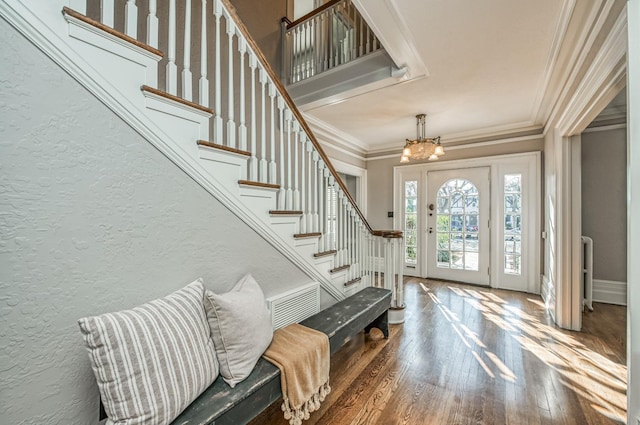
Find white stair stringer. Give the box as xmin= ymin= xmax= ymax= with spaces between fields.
xmin=0 ymin=0 xmax=347 ymax=301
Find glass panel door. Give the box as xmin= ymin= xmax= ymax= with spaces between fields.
xmin=427 ymin=168 xmax=490 ymax=285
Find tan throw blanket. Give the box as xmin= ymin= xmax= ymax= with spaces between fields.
xmin=262 ymin=323 xmax=331 ymax=425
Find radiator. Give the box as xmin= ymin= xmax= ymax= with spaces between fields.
xmin=581 ymin=236 xmax=594 ymax=311
xmin=266 ymin=282 xmax=320 ymax=330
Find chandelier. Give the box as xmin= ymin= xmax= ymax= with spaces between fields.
xmin=400 ymin=114 xmax=444 ymax=162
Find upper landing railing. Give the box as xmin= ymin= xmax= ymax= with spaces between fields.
xmin=281 ymin=0 xmax=383 ymax=85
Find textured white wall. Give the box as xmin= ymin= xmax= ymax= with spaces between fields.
xmin=0 ymin=20 xmax=312 ymax=424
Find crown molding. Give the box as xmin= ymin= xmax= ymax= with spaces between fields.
xmin=531 ymin=0 xmax=576 ymax=124
xmin=304 ymin=113 xmax=369 ymax=153
xmin=366 ymin=122 xmax=542 ymax=155
xmin=543 ymin=0 xmax=617 ymax=130
xmin=553 ymin=5 xmax=627 ymax=135
xmin=366 ymin=133 xmax=544 ymax=161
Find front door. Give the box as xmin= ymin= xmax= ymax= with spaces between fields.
xmin=426 ymin=167 xmax=490 ymax=286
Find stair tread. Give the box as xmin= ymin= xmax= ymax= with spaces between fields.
xmin=239 ymin=180 xmax=280 ymax=190
xmin=270 ymin=210 xmax=303 ymax=215
xmin=293 ymin=232 xmax=322 ymax=239
xmin=314 ymin=250 xmax=337 ymax=258
xmin=197 ymin=140 xmax=251 ymax=156
xmin=329 ymin=264 xmax=351 ymax=273
xmin=344 ymin=277 xmax=362 ymax=287
xmin=62 ymin=7 xmax=164 ymax=58
xmin=141 ymin=85 xmax=214 ymax=114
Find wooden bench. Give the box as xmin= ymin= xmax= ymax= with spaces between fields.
xmin=170 ymin=286 xmax=392 ymax=425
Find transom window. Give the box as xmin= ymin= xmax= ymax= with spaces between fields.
xmin=436 ymin=179 xmax=479 ymax=270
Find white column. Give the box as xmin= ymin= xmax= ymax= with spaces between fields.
xmin=285 ymin=110 xmax=294 ymax=210
xmin=249 ymin=54 xmax=258 ymax=180
xmin=146 ymin=0 xmax=158 ymax=47
xmin=259 ymin=69 xmax=268 ymax=182
xmin=101 ymin=0 xmax=114 ymax=27
xmin=226 ymin=17 xmax=236 ymax=148
xmin=315 ymin=160 xmax=327 ymax=252
xmin=124 ymin=0 xmax=137 ymax=39
xmin=277 ymin=96 xmax=286 ymax=210
xmin=268 ymin=83 xmax=277 ymax=184
xmin=166 ymin=0 xmax=177 ymax=95
xmin=198 ymin=0 xmax=208 ymax=107
xmin=299 ymin=136 xmax=307 ymax=233
xmin=182 ymin=0 xmax=192 ymax=101
xmin=238 ymin=38 xmax=247 ymax=151
xmin=213 ymin=0 xmax=223 ymax=143
xmin=311 ymin=152 xmax=319 ymax=233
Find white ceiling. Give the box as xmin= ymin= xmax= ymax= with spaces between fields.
xmin=301 ymin=0 xmax=574 ymax=153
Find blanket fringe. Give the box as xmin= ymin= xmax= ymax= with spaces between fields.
xmin=281 ymin=382 xmax=332 ymax=425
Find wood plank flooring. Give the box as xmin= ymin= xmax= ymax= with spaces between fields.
xmin=251 ymin=278 xmax=627 ymax=425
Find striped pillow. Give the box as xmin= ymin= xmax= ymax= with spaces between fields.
xmin=78 ymin=279 xmax=219 ymax=425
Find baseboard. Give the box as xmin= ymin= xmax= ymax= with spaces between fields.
xmin=592 ymin=279 xmax=627 ymax=306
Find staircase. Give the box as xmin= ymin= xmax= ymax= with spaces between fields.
xmin=1 ymin=0 xmax=404 ymax=305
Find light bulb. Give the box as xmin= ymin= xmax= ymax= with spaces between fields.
xmin=434 ymin=145 xmax=445 ymax=156
xmin=428 ymin=154 xmax=439 ymax=161
xmin=400 ymin=155 xmax=410 ymax=163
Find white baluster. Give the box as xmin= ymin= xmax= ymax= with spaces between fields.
xmin=293 ymin=122 xmax=301 ymax=211
xmin=259 ymin=69 xmax=268 ymax=182
xmin=306 ymin=142 xmax=314 ymax=232
xmin=182 ymin=0 xmax=192 ymax=101
xmin=125 ymin=0 xmax=137 ymax=39
xmin=343 ymin=197 xmax=349 ymax=266
xmin=225 ymin=18 xmax=236 ymax=148
xmin=311 ymin=152 xmax=319 ymax=232
xmin=146 ymin=0 xmax=158 ymax=48
xmin=337 ymin=191 xmax=344 ymax=265
xmin=101 ymin=0 xmax=114 ymax=27
xmin=347 ymin=207 xmax=353 ymax=272
xmin=268 ymin=83 xmax=277 ymax=184
xmin=319 ymin=13 xmax=326 ymax=72
xmin=328 ymin=176 xmax=335 ymax=250
xmin=285 ymin=110 xmax=293 ymax=210
xmin=238 ymin=37 xmax=247 ymax=151
xmin=305 ymin=21 xmax=311 ymax=79
xmin=249 ymin=54 xmax=258 ymax=180
xmin=166 ymin=0 xmax=177 ymax=95
xmin=214 ymin=0 xmax=223 ymax=142
xmin=199 ymin=0 xmax=208 ymax=106
xmin=70 ymin=0 xmax=85 ymax=15
xmin=317 ymin=163 xmax=326 ymax=252
xmin=299 ymin=136 xmax=307 ymax=234
xmin=277 ymin=96 xmax=286 ymax=209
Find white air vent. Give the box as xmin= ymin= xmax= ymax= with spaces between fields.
xmin=266 ymin=282 xmax=320 ymax=330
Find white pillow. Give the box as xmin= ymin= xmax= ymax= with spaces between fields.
xmin=78 ymin=279 xmax=219 ymax=425
xmin=204 ymin=274 xmax=273 ymax=387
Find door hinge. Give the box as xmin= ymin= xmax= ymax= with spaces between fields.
xmin=488 ymin=267 xmax=490 ymax=275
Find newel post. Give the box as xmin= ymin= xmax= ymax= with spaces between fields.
xmin=378 ymin=231 xmax=405 ymax=324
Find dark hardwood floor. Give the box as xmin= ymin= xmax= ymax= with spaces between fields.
xmin=251 ymin=278 xmax=627 ymax=425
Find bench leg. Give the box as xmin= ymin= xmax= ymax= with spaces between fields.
xmin=364 ymin=310 xmax=389 ymax=339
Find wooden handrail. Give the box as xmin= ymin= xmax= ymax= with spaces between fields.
xmin=221 ymin=0 xmax=374 ymax=233
xmin=285 ymin=0 xmax=342 ymax=30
